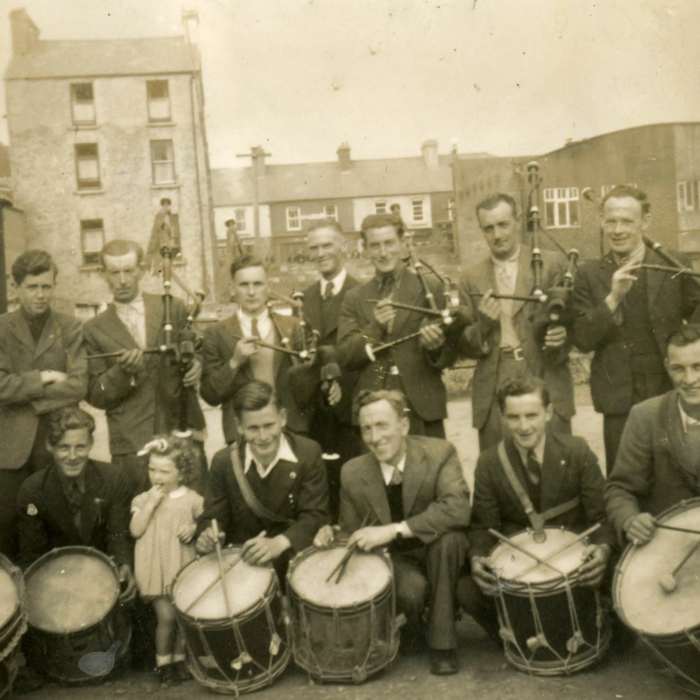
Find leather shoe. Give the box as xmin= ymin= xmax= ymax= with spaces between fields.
xmin=429 ymin=648 xmax=458 ymax=676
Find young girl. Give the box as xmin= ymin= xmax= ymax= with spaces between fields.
xmin=130 ymin=435 xmax=204 ymax=684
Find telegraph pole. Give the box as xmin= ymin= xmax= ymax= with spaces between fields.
xmin=236 ymin=146 xmax=271 ymax=258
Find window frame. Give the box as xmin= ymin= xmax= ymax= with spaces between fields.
xmin=80 ymin=218 xmax=105 ymax=265
xmin=146 ymin=80 xmax=171 ymax=123
xmin=234 ymin=208 xmax=248 ymax=234
xmin=70 ymin=82 xmax=96 ymax=125
xmin=543 ymin=187 xmax=580 ymax=229
xmin=150 ymin=139 xmax=176 ymax=185
xmin=286 ymin=207 xmax=302 ymax=231
xmin=323 ymin=204 xmax=338 ymax=221
xmin=411 ymin=198 xmax=425 ymax=222
xmin=75 ymin=143 xmax=101 ymax=190
xmin=677 ymin=181 xmax=699 ymax=212
xmin=375 ymin=200 xmax=387 ymax=214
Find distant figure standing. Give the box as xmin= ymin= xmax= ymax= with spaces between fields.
xmin=146 ymin=198 xmax=181 ymax=271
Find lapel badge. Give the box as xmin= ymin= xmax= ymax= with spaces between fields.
xmin=290 ymin=471 xmax=297 ymax=480
xmin=27 ymin=504 xmax=38 ymax=516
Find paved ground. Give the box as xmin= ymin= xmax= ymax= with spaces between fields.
xmin=23 ymin=388 xmax=691 ymax=700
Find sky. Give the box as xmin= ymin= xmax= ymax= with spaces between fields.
xmin=0 ymin=0 xmax=699 ymax=168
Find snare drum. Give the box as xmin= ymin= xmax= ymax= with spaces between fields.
xmin=0 ymin=554 xmax=26 ymax=698
xmin=24 ymin=546 xmax=131 ymax=684
xmin=286 ymin=545 xmax=399 ymax=683
xmin=614 ymin=498 xmax=700 ymax=695
xmin=490 ymin=527 xmax=611 ymax=676
xmin=171 ymin=547 xmax=291 ymax=694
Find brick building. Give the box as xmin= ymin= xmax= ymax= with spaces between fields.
xmin=4 ymin=8 xmax=218 ymax=313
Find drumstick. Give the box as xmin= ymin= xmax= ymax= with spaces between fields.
xmin=211 ymin=520 xmax=235 ymax=620
xmin=658 ymin=536 xmax=700 ymax=594
xmin=511 ymin=524 xmax=602 ymax=581
xmin=488 ymin=529 xmax=566 ymax=577
xmin=325 ymin=512 xmax=372 ymax=584
xmin=656 ymin=523 xmax=700 ymax=537
xmin=183 ymin=529 xmax=267 ymax=614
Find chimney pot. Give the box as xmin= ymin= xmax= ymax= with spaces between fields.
xmin=421 ymin=139 xmax=439 ymax=168
xmin=337 ymin=142 xmax=351 ymax=172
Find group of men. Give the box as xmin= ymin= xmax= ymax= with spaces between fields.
xmin=2 ymin=183 xmax=700 ymax=684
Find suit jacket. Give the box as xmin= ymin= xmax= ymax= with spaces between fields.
xmin=337 ymin=266 xmax=458 ymax=423
xmin=16 ymin=460 xmax=132 ymax=569
xmin=0 ymin=309 xmax=87 ymax=470
xmin=83 ymin=293 xmax=205 ymax=456
xmin=338 ymin=436 xmax=470 ymax=545
xmin=573 ymin=248 xmax=700 ymax=415
xmin=197 ymin=432 xmax=330 ymax=553
xmin=470 ymin=432 xmax=616 ymax=559
xmin=605 ymin=390 xmax=700 ymax=543
xmin=299 ymin=272 xmax=360 ymax=426
xmin=200 ymin=311 xmax=310 ymax=443
xmin=458 ymin=247 xmax=574 ymax=429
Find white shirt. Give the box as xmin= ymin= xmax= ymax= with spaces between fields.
xmin=244 ymin=434 xmax=298 ymax=480
xmin=380 ymin=454 xmax=407 ymax=486
xmin=678 ymin=398 xmax=700 ymax=433
xmin=515 ymin=436 xmax=546 ymax=470
xmin=114 ymin=293 xmax=146 ymax=348
xmin=491 ymin=246 xmax=521 ymax=349
xmin=320 ymin=268 xmax=347 ymax=299
xmin=237 ymin=306 xmax=272 ymax=339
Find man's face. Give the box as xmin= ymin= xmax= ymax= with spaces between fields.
xmin=359 ymin=399 xmax=409 ymax=466
xmin=232 ymin=265 xmax=268 ymax=316
xmin=102 ymin=251 xmax=143 ymax=304
xmin=666 ymin=341 xmax=700 ymax=407
xmin=49 ymin=428 xmax=93 ymax=480
xmin=602 ymin=196 xmax=649 ymax=256
xmin=235 ymin=403 xmax=287 ymax=466
xmin=364 ymin=226 xmax=403 ymax=275
xmin=16 ymin=270 xmax=55 ymax=317
xmin=307 ymin=227 xmax=344 ymax=279
xmin=477 ymin=201 xmax=520 ymax=261
xmin=503 ymin=392 xmax=553 ymax=452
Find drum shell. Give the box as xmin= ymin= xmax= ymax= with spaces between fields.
xmin=286 ymin=546 xmax=399 ymax=683
xmin=23 ymin=547 xmax=131 ymax=685
xmin=171 ymin=551 xmax=291 ymax=695
xmin=0 ymin=554 xmax=27 ymax=699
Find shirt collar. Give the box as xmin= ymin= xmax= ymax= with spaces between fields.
xmin=380 ymin=453 xmax=407 ymax=486
xmin=374 ymin=261 xmax=406 ymax=289
xmin=678 ymin=397 xmax=700 ymax=433
xmin=168 ymin=486 xmax=187 ymax=499
xmin=515 ymin=436 xmax=546 ymax=468
xmin=114 ymin=292 xmax=144 ymax=311
xmin=237 ymin=306 xmax=270 ymax=324
xmin=244 ymin=433 xmax=298 ymax=479
xmin=612 ymin=242 xmax=645 ymax=268
xmin=491 ymin=246 xmax=521 ymax=269
xmin=55 ymin=465 xmax=86 ymax=493
xmin=320 ymin=268 xmax=347 ymax=296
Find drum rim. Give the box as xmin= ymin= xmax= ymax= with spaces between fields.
xmin=23 ymin=545 xmax=120 ymax=636
xmin=170 ymin=548 xmax=277 ymax=624
xmin=0 ymin=553 xmax=23 ymax=634
xmin=613 ymin=497 xmax=700 ymax=638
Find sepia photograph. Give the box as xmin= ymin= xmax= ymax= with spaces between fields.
xmin=0 ymin=1 xmax=698 ymax=698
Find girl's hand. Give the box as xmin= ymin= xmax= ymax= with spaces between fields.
xmin=177 ymin=522 xmax=197 ymax=543
xmin=146 ymin=485 xmax=165 ymax=507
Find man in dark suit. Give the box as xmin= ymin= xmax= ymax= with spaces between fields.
xmin=196 ymin=381 xmax=329 ymax=578
xmin=458 ymin=193 xmax=574 ymax=450
xmin=16 ymin=406 xmax=135 ymax=597
xmin=337 ymin=214 xmax=459 ymax=439
xmin=606 ymin=326 xmax=700 ymax=547
xmin=315 ymin=390 xmax=470 ymax=675
xmin=458 ymin=376 xmax=614 ymax=640
xmin=299 ymin=219 xmax=360 ymax=519
xmin=201 ymin=255 xmax=311 ymax=443
xmin=573 ymin=185 xmax=700 ymax=469
xmin=0 ymin=250 xmax=87 ymax=558
xmin=83 ymin=240 xmax=205 ymax=496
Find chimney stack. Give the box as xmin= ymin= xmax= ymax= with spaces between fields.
xmin=252 ymin=145 xmax=266 ymax=179
xmin=182 ymin=9 xmax=199 ymax=45
xmin=421 ymin=139 xmax=439 ymax=168
xmin=337 ymin=142 xmax=351 ymax=172
xmin=10 ymin=9 xmax=40 ymax=56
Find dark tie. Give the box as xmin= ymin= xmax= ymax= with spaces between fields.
xmin=525 ymin=450 xmax=541 ymax=486
xmin=250 ymin=317 xmax=261 ymax=339
xmin=380 ymin=273 xmax=395 ymax=298
xmin=323 ymin=283 xmax=334 ymax=301
xmin=246 ymin=461 xmax=265 ymax=500
xmin=65 ymin=480 xmax=82 ymax=514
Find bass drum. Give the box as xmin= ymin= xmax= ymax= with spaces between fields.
xmin=0 ymin=554 xmax=26 ymax=698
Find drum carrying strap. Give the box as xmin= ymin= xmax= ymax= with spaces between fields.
xmin=230 ymin=442 xmax=293 ymax=526
xmin=497 ymin=442 xmax=581 ymax=536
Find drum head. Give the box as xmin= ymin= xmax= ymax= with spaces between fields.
xmin=616 ymin=505 xmax=700 ymax=636
xmin=289 ymin=547 xmax=391 ymax=607
xmin=0 ymin=565 xmax=18 ymax=630
xmin=25 ymin=550 xmax=119 ymax=634
xmin=490 ymin=529 xmax=587 ymax=584
xmin=172 ymin=548 xmax=273 ymax=620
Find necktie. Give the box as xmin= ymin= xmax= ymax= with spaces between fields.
xmin=380 ymin=273 xmax=395 ymax=298
xmin=388 ymin=465 xmax=403 ymax=486
xmin=65 ymin=480 xmax=83 ymax=514
xmin=525 ymin=450 xmax=541 ymax=486
xmin=246 ymin=460 xmax=265 ymax=499
xmin=323 ymin=282 xmax=334 ymax=301
xmin=250 ymin=317 xmax=261 ymax=339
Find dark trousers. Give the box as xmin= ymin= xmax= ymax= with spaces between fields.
xmin=408 ymin=414 xmax=446 ymax=440
xmin=456 ymin=573 xmax=501 ymax=642
xmin=393 ymin=532 xmax=468 ymax=650
xmin=603 ymin=413 xmax=629 ymax=474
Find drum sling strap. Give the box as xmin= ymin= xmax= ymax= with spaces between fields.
xmin=230 ymin=442 xmax=293 ymax=526
xmin=497 ymin=441 xmax=581 ymax=538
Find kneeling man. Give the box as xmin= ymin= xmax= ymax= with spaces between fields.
xmin=196 ymin=381 xmax=330 ymax=577
xmin=315 ymin=389 xmax=470 ymax=675
xmin=459 ymin=377 xmax=614 ymax=640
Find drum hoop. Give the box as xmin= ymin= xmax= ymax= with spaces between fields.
xmin=494 ymin=570 xmax=583 ymax=597
xmin=24 ymin=546 xmax=120 ymax=636
xmin=0 ymin=553 xmax=23 ymax=634
xmin=0 ymin=553 xmax=28 ymax=666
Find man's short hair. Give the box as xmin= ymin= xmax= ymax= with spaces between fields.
xmin=232 ymin=380 xmax=282 ymax=420
xmin=306 ymin=218 xmax=343 ymax=236
xmin=360 ymin=214 xmax=402 ymax=241
xmin=390 ymin=204 xmax=401 ymax=213
xmin=230 ymin=254 xmax=266 ymax=280
xmin=12 ymin=250 xmax=58 ymax=286
xmin=99 ymin=240 xmax=145 ymax=269
xmin=225 ymin=218 xmax=236 ymax=227
xmin=354 ymin=389 xmax=409 ymax=421
xmin=160 ymin=197 xmax=171 ymax=206
xmin=602 ymin=185 xmax=650 ymax=216
xmin=475 ymin=193 xmax=518 ymax=221
xmin=497 ymin=376 xmax=551 ymax=412
xmin=47 ymin=407 xmax=95 ymax=447
xmin=667 ymin=325 xmax=700 ymax=355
